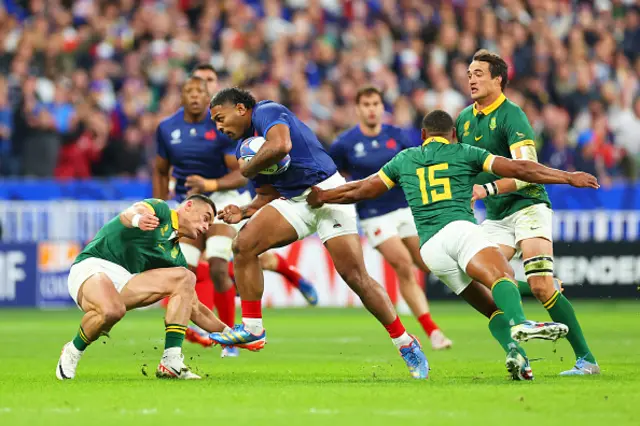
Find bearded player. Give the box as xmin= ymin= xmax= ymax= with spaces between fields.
xmin=56 ymin=195 xmax=227 ymax=380
xmin=208 ymin=88 xmax=429 ymax=379
xmin=331 ymin=86 xmax=452 ymax=350
xmin=153 ymin=66 xmax=318 ymax=355
xmin=307 ymin=110 xmax=599 ymax=380
xmin=456 ymin=50 xmax=599 ymax=375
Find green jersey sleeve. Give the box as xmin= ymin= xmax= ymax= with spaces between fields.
xmin=462 ymin=145 xmax=495 ymax=174
xmin=503 ymin=108 xmax=536 ymax=154
xmin=141 ymin=198 xmax=172 ymax=224
xmin=379 ymin=152 xmax=404 ymax=188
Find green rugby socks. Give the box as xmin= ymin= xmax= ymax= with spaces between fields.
xmin=72 ymin=326 xmax=90 ymax=351
xmin=489 ymin=310 xmax=527 ymax=356
xmin=491 ymin=278 xmax=526 ymax=326
xmin=165 ymin=324 xmax=187 ymax=350
xmin=544 ymin=291 xmax=596 ymax=363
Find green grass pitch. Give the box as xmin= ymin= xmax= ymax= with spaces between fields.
xmin=0 ymin=300 xmax=638 ymax=426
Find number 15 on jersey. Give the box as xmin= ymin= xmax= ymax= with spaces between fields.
xmin=416 ymin=163 xmax=452 ymax=204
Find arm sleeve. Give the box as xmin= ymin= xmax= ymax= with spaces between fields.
xmin=504 ymin=108 xmax=537 ymax=161
xmin=254 ymin=103 xmax=291 ymax=137
xmin=156 ymin=126 xmax=169 ymax=160
xmin=464 ymin=145 xmax=495 ymax=174
xmin=328 ymin=138 xmax=347 ymax=171
xmin=378 ymin=153 xmax=402 ymax=189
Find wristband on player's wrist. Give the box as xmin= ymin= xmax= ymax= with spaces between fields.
xmin=132 ymin=214 xmax=142 ymax=228
xmin=482 ymin=182 xmax=499 ymax=197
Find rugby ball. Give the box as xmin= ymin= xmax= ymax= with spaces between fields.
xmin=239 ymin=136 xmax=291 ymax=175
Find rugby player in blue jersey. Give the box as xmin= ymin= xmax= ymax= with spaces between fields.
xmin=208 ymin=88 xmax=428 ymax=379
xmin=330 ymin=86 xmax=452 ymax=350
xmin=153 ymin=66 xmax=317 ymax=357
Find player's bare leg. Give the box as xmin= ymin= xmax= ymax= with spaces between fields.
xmin=398 ymin=235 xmax=452 ymax=349
xmin=519 ymin=237 xmax=598 ymax=375
xmin=56 ymin=274 xmax=126 ymax=380
xmin=459 ymin=282 xmax=532 ymax=380
xmin=465 ymin=247 xmax=568 ymax=343
xmin=210 ymin=206 xmax=298 ymax=351
xmin=257 ymin=251 xmax=319 ymax=305
xmin=376 ymin=236 xmax=451 ymax=349
xmin=324 ymin=234 xmax=428 ymax=379
xmin=121 ymin=267 xmax=224 ymax=379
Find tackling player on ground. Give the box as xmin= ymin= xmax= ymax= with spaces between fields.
xmin=208 ymin=88 xmax=429 ymax=379
xmin=57 ymin=195 xmax=227 ymax=380
xmin=331 ymin=86 xmax=452 ymax=350
xmin=153 ymin=66 xmax=318 ymax=355
xmin=456 ymin=50 xmax=599 ymax=375
xmin=307 ymin=110 xmax=599 ymax=380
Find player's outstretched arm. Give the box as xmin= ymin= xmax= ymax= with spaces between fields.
xmin=186 ymin=154 xmax=249 ymax=195
xmin=218 ymin=185 xmax=281 ymax=224
xmin=119 ymin=202 xmax=161 ymax=230
xmin=240 ymin=124 xmax=292 ymax=178
xmin=490 ymin=157 xmax=600 ymax=188
xmin=306 ymin=174 xmax=390 ymax=208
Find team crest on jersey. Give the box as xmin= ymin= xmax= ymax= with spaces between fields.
xmin=354 ymin=142 xmax=366 ymax=157
xmin=385 ymin=139 xmax=397 ymax=149
xmin=205 ymin=130 xmax=217 ymax=140
xmin=489 ymin=117 xmax=497 ymax=131
xmin=170 ymin=129 xmax=182 ymax=144
xmin=463 ymin=121 xmax=470 ymax=137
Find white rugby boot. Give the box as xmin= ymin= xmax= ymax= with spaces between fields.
xmin=56 ymin=342 xmax=83 ymax=380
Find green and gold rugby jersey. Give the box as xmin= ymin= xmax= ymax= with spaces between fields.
xmin=379 ymin=136 xmax=494 ymax=246
xmin=74 ymin=198 xmax=187 ymax=272
xmin=455 ymin=94 xmax=551 ymax=220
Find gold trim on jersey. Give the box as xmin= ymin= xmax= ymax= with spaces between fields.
xmin=377 ymin=170 xmax=396 ymax=189
xmin=483 ymin=154 xmax=495 ymax=173
xmin=170 ymin=210 xmax=179 ymax=231
xmin=510 ymin=139 xmax=535 ymax=151
xmin=472 ymin=93 xmax=506 ymax=116
xmin=422 ymin=136 xmax=450 ymax=146
xmin=141 ymin=202 xmax=155 ymax=214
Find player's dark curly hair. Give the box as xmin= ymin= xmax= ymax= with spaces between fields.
xmin=473 ymin=49 xmax=509 ymax=91
xmin=422 ymin=110 xmax=454 ymax=135
xmin=185 ymin=194 xmax=217 ymax=216
xmin=210 ymin=87 xmax=257 ymax=110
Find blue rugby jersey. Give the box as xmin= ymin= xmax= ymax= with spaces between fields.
xmin=157 ymin=108 xmax=243 ymax=202
xmin=241 ymin=101 xmax=337 ymax=198
xmin=330 ymin=124 xmax=418 ymax=219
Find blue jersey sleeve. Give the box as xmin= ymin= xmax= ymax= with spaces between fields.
xmin=156 ymin=126 xmax=168 ymax=159
xmin=254 ymin=103 xmax=291 ymax=136
xmin=328 ymin=139 xmax=347 ymax=171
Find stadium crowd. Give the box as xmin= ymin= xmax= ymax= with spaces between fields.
xmin=0 ymin=0 xmax=638 ymax=184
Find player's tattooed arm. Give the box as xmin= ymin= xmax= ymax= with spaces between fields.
xmin=240 ymin=124 xmax=292 ymax=178
xmin=306 ymin=174 xmax=389 ymax=208
xmin=119 ymin=202 xmax=161 ymax=230
xmin=153 ymin=156 xmax=171 ymax=200
xmin=489 ymin=157 xmax=600 ymax=189
xmin=218 ymin=185 xmax=280 ymax=224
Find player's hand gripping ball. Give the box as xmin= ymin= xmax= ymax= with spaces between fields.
xmin=239 ymin=136 xmax=291 ymax=175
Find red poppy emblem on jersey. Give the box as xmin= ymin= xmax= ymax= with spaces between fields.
xmin=374 ymin=228 xmax=382 ymax=236
xmin=205 ymin=130 xmax=217 ymax=140
xmin=386 ymin=138 xmax=397 ymax=149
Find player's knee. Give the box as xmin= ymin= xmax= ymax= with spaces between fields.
xmin=100 ymin=302 xmax=126 ymax=326
xmin=523 ymin=255 xmax=556 ymax=300
xmin=171 ymin=267 xmax=196 ymax=293
xmin=232 ymin=233 xmax=259 ymax=258
xmin=485 ymin=263 xmax=515 ymax=284
xmin=337 ymin=264 xmax=368 ymax=289
xmin=390 ymin=259 xmax=414 ymax=284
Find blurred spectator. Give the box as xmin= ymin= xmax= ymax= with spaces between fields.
xmin=0 ymin=0 xmax=635 ymax=183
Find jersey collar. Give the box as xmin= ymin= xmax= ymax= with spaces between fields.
xmin=422 ymin=136 xmax=451 ymax=146
xmin=473 ymin=93 xmax=506 ymax=116
xmin=170 ymin=210 xmax=180 ymax=231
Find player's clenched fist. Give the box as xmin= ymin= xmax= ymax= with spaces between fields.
xmin=218 ymin=204 xmax=243 ymax=224
xmin=568 ymin=172 xmax=600 ymax=189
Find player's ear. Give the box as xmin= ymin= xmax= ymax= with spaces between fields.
xmin=236 ymin=103 xmax=247 ymax=115
xmin=420 ymin=128 xmax=427 ymax=141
